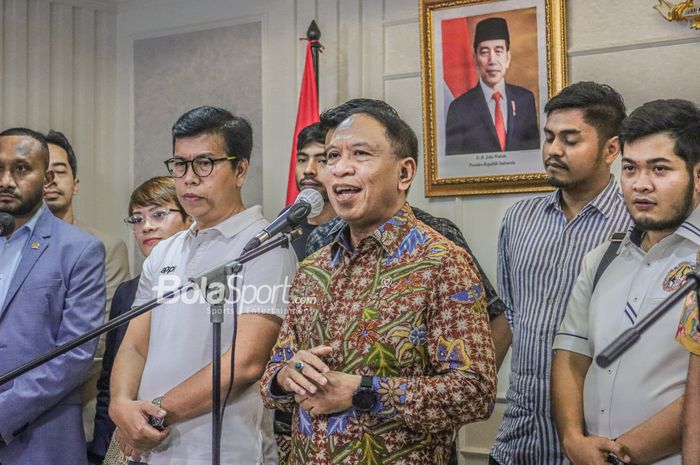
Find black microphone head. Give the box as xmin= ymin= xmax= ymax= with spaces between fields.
xmin=0 ymin=212 xmax=15 ymax=237
xmin=287 ymin=201 xmax=312 ymax=224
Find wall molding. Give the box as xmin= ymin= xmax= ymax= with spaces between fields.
xmin=570 ymin=35 xmax=700 ymax=57
xmin=384 ymin=16 xmax=418 ymax=27
xmin=129 ymin=13 xmax=264 ymax=41
xmin=51 ymin=0 xmax=117 ymax=12
xmin=384 ymin=71 xmax=421 ymax=81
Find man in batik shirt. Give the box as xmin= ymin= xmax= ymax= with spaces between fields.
xmin=677 ymin=288 xmax=700 ymax=463
xmin=261 ymin=99 xmax=497 ymax=465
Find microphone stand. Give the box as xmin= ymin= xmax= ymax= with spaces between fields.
xmin=596 ymin=271 xmax=700 ymax=368
xmin=0 ymin=228 xmax=301 ymax=465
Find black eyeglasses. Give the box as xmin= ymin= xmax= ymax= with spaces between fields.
xmin=164 ymin=155 xmax=236 ymax=178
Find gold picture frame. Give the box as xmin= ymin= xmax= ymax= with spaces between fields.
xmin=420 ymin=0 xmax=568 ymax=196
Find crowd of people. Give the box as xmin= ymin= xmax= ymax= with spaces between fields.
xmin=0 ymin=79 xmax=698 ymax=465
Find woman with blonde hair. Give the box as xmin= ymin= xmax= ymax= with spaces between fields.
xmin=88 ymin=177 xmax=192 ymax=465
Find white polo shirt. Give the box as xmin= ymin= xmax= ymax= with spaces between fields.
xmin=553 ymin=207 xmax=700 ymax=465
xmin=134 ymin=206 xmax=298 ymax=465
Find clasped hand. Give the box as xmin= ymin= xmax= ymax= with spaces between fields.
xmin=109 ymin=399 xmax=170 ymax=461
xmin=276 ymin=345 xmax=362 ymax=416
xmin=563 ymin=434 xmax=632 ymax=465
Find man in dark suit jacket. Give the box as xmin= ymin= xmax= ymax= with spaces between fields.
xmin=0 ymin=128 xmax=106 ymax=464
xmin=445 ymin=17 xmax=540 ymax=155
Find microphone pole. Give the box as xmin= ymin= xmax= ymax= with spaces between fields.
xmin=596 ymin=271 xmax=700 ymax=368
xmin=0 ymin=229 xmax=301 ymax=387
xmin=200 ymin=228 xmax=300 ymax=465
xmin=0 ymin=229 xmax=301 ymax=465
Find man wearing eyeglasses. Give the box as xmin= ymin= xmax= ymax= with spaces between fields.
xmin=42 ymin=129 xmax=131 ymax=448
xmin=110 ymin=106 xmax=298 ymax=464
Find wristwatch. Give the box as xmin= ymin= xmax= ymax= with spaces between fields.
xmin=149 ymin=396 xmax=166 ymax=431
xmin=351 ymin=376 xmax=377 ymax=413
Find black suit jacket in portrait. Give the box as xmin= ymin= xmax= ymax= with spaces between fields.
xmin=445 ymin=82 xmax=540 ymax=155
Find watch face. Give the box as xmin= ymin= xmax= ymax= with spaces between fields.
xmin=352 ymin=390 xmax=377 ymax=412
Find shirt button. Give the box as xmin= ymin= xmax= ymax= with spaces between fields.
xmin=633 ymin=297 xmax=638 ymax=302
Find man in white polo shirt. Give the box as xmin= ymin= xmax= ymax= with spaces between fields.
xmin=551 ymin=99 xmax=700 ymax=465
xmin=110 ymin=106 xmax=297 ymax=464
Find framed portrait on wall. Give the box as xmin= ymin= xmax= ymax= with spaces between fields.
xmin=419 ymin=0 xmax=567 ymax=196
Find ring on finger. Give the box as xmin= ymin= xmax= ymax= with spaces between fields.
xmin=294 ymin=361 xmax=305 ymax=371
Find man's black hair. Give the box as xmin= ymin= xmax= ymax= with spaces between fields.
xmin=0 ymin=127 xmax=50 ymax=168
xmin=319 ymin=98 xmax=418 ymax=162
xmin=45 ymin=130 xmax=78 ymax=176
xmin=297 ymin=122 xmax=326 ymax=152
xmin=544 ymin=81 xmax=626 ymax=145
xmin=620 ymin=99 xmax=700 ymax=171
xmin=171 ymin=106 xmax=253 ymax=168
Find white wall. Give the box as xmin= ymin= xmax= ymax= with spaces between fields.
xmin=0 ymin=0 xmax=117 ymax=233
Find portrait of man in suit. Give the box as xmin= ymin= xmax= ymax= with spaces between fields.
xmin=445 ymin=17 xmax=540 ymax=155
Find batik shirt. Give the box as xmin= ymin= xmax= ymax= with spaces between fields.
xmin=261 ymin=203 xmax=497 ymax=465
xmin=304 ymin=206 xmax=506 ymax=321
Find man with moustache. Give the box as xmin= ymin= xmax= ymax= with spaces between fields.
xmin=305 ymin=99 xmax=508 ymax=369
xmin=44 ymin=130 xmax=129 ymax=312
xmin=445 ymin=17 xmax=540 ymax=155
xmin=261 ymin=99 xmax=497 ymax=464
xmin=492 ymin=82 xmax=632 ymax=465
xmin=289 ymin=122 xmax=336 ymax=260
xmin=43 ymin=129 xmax=130 ymax=444
xmin=110 ymin=106 xmax=297 ymax=464
xmin=0 ymin=128 xmax=106 ymax=464
xmin=552 ymin=99 xmax=700 ymax=465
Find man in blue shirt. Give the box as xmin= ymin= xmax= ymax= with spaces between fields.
xmin=0 ymin=128 xmax=105 ymax=464
xmin=492 ymin=82 xmax=632 ymax=465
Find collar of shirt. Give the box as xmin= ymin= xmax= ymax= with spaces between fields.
xmin=0 ymin=202 xmax=46 ymax=244
xmin=622 ymin=203 xmax=700 ymax=251
xmin=330 ymin=202 xmax=417 ymax=261
xmin=479 ymin=79 xmax=507 ymax=101
xmin=186 ymin=205 xmax=264 ymax=240
xmin=545 ymin=175 xmax=622 ymax=219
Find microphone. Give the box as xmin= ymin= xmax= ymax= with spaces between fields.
xmin=0 ymin=213 xmax=15 ymax=238
xmin=241 ymin=189 xmax=324 ymax=255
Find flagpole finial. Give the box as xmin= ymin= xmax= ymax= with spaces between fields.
xmin=307 ymin=20 xmax=321 ymax=40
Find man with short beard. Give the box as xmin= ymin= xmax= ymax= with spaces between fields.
xmin=43 ymin=129 xmax=130 ymax=447
xmin=492 ymin=82 xmax=632 ymax=465
xmin=0 ymin=128 xmax=106 ymax=464
xmin=289 ymin=122 xmax=336 ymax=260
xmin=552 ymin=99 xmax=700 ymax=465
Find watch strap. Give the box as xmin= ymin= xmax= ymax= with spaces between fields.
xmin=149 ymin=396 xmax=166 ymax=431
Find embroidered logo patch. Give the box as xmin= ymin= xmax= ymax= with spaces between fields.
xmin=663 ymin=261 xmax=694 ymax=292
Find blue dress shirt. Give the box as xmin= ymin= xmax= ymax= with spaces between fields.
xmin=0 ymin=204 xmax=46 ymax=308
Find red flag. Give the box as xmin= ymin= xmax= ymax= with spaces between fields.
xmin=285 ymin=40 xmax=320 ymax=206
xmin=442 ymin=18 xmax=476 ymax=99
